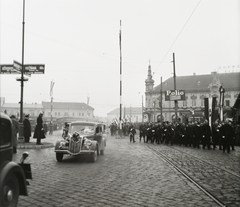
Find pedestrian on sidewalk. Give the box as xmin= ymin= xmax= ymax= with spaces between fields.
xmin=33 ymin=111 xmax=46 ymax=145
xmin=10 ymin=115 xmax=19 ymax=153
xmin=23 ymin=114 xmax=31 ymax=143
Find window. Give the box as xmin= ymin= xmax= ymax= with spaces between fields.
xmin=55 ymin=112 xmax=57 ymax=116
xmin=82 ymin=113 xmax=84 ymax=116
xmin=64 ymin=112 xmax=69 ymax=116
xmin=225 ymin=100 xmax=230 ymax=107
xmin=201 ymin=99 xmax=204 ymax=107
xmin=58 ymin=112 xmax=60 ymax=116
xmin=183 ymin=100 xmax=187 ymax=107
xmin=192 ymin=99 xmax=196 ymax=107
xmin=72 ymin=112 xmax=74 ymax=116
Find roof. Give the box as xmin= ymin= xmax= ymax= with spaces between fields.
xmin=233 ymin=94 xmax=240 ymax=109
xmin=70 ymin=121 xmax=101 ymax=125
xmin=108 ymin=107 xmax=142 ymax=115
xmin=1 ymin=103 xmax=43 ymax=109
xmin=152 ymin=72 xmax=240 ymax=93
xmin=42 ymin=101 xmax=94 ymax=110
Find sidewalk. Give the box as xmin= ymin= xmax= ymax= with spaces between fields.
xmin=17 ymin=130 xmax=62 ymax=149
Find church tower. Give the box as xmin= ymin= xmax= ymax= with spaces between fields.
xmin=145 ymin=63 xmax=154 ymax=92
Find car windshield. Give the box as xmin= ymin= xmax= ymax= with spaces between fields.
xmin=69 ymin=123 xmax=95 ymax=135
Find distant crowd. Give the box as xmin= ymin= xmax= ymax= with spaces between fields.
xmin=109 ymin=119 xmax=240 ymax=154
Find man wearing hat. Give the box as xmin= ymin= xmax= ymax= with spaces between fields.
xmin=23 ymin=114 xmax=31 ymax=143
xmin=10 ymin=115 xmax=19 ymax=153
xmin=33 ymin=111 xmax=46 ymax=145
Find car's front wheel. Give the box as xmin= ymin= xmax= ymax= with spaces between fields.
xmin=56 ymin=153 xmax=63 ymax=162
xmin=0 ymin=173 xmax=19 ymax=207
xmin=90 ymin=148 xmax=98 ymax=162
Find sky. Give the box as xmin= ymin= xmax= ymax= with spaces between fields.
xmin=0 ymin=0 xmax=240 ymax=117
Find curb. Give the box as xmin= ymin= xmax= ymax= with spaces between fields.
xmin=17 ymin=143 xmax=55 ymax=149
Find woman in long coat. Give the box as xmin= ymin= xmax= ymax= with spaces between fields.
xmin=23 ymin=114 xmax=32 ymax=142
xmin=33 ymin=112 xmax=46 ymax=145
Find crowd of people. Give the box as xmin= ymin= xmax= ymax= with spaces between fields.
xmin=109 ymin=119 xmax=240 ymax=154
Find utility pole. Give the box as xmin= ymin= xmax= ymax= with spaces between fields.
xmin=160 ymin=76 xmax=163 ymax=122
xmin=18 ymin=0 xmax=27 ymax=140
xmin=172 ymin=53 xmax=178 ymax=122
xmin=142 ymin=95 xmax=144 ymax=122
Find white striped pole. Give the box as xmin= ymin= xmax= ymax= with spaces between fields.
xmin=119 ymin=20 xmax=122 ymax=135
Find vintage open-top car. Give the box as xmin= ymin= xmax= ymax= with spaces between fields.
xmin=0 ymin=113 xmax=32 ymax=207
xmin=55 ymin=121 xmax=107 ymax=162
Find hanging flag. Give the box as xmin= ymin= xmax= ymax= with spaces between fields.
xmin=204 ymin=98 xmax=209 ymax=122
xmin=50 ymin=80 xmax=55 ymax=97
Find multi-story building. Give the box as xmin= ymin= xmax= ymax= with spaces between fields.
xmin=42 ymin=101 xmax=94 ymax=126
xmin=0 ymin=100 xmax=94 ymax=127
xmin=144 ymin=64 xmax=240 ymax=123
xmin=107 ymin=107 xmax=144 ymax=124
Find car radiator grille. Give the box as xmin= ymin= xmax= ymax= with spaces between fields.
xmin=69 ymin=141 xmax=81 ymax=153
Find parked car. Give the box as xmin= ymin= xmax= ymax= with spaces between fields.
xmin=0 ymin=113 xmax=32 ymax=207
xmin=55 ymin=121 xmax=107 ymax=162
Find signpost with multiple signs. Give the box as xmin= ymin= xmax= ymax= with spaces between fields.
xmin=0 ymin=61 xmax=45 ymax=75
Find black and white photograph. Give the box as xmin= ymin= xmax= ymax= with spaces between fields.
xmin=0 ymin=0 xmax=239 ymax=206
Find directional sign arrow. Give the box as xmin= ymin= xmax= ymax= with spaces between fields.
xmin=13 ymin=60 xmax=22 ymax=72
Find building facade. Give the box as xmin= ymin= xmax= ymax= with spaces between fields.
xmin=0 ymin=100 xmax=94 ymax=127
xmin=144 ymin=64 xmax=240 ymax=123
xmin=107 ymin=107 xmax=144 ymax=124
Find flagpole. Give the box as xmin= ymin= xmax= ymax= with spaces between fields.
xmin=50 ymin=80 xmax=54 ymax=134
xmin=119 ymin=20 xmax=122 ymax=137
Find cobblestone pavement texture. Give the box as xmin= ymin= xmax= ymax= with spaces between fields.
xmin=13 ymin=131 xmax=240 ymax=207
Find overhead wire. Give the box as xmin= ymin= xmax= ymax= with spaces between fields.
xmin=153 ymin=0 xmax=202 ymax=76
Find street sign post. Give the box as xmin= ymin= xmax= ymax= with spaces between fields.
xmin=0 ymin=62 xmax=45 ymax=75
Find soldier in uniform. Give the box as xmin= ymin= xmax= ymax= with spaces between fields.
xmin=201 ymin=120 xmax=212 ymax=149
xmin=145 ymin=123 xmax=151 ymax=143
xmin=155 ymin=123 xmax=162 ymax=144
xmin=229 ymin=121 xmax=236 ymax=151
xmin=193 ymin=121 xmax=201 ymax=149
xmin=162 ymin=122 xmax=168 ymax=144
xmin=219 ymin=120 xmax=231 ymax=153
xmin=139 ymin=123 xmax=146 ymax=143
xmin=168 ymin=122 xmax=175 ymax=145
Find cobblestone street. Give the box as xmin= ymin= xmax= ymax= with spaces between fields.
xmin=13 ymin=131 xmax=240 ymax=207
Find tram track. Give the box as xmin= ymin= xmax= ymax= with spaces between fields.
xmin=168 ymin=145 xmax=240 ymax=179
xmin=144 ymin=144 xmax=240 ymax=207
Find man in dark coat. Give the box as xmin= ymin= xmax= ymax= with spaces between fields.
xmin=33 ymin=111 xmax=46 ymax=145
xmin=23 ymin=114 xmax=31 ymax=143
xmin=219 ymin=120 xmax=231 ymax=153
xmin=201 ymin=120 xmax=212 ymax=149
xmin=10 ymin=115 xmax=19 ymax=153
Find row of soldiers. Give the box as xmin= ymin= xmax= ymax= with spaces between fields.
xmin=138 ymin=119 xmax=238 ymax=154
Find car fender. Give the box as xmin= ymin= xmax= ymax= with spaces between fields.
xmin=55 ymin=140 xmax=61 ymax=151
xmin=90 ymin=140 xmax=98 ymax=152
xmin=0 ymin=161 xmax=28 ymax=196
